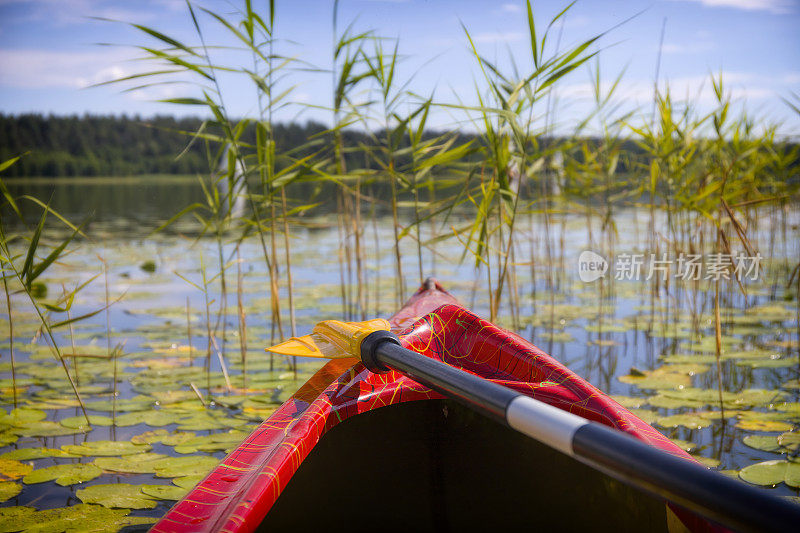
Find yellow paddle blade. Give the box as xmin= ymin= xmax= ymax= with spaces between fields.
xmin=265 ymin=318 xmax=390 ymax=359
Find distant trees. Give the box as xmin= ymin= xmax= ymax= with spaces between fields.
xmin=6 ymin=113 xmax=786 ymax=181
xmin=0 ymin=114 xmax=337 ymax=178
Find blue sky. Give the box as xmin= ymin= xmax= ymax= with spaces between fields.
xmin=0 ymin=0 xmax=798 ymax=135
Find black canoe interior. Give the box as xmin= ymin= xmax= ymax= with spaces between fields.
xmin=260 ymin=399 xmax=674 ymax=532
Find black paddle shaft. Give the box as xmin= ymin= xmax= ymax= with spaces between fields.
xmin=361 ymin=331 xmax=800 ymax=533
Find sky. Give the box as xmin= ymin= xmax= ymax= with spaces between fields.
xmin=0 ymin=0 xmax=798 ymax=136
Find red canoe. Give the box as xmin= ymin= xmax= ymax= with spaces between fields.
xmin=154 ymin=280 xmax=714 ymax=532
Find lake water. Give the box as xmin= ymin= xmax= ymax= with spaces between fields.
xmin=1 ymin=176 xmax=798 ymax=528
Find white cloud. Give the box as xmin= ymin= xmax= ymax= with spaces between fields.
xmin=500 ymin=3 xmax=521 ymax=13
xmin=669 ymin=0 xmax=796 ymax=14
xmin=782 ymin=72 xmax=800 ymax=84
xmin=559 ymin=71 xmax=779 ymax=107
xmin=0 ymin=48 xmax=146 ymax=89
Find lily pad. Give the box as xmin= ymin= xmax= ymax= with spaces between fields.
xmin=775 ymin=402 xmax=800 ymax=415
xmin=84 ymin=397 xmax=153 ymax=412
xmin=0 ymin=506 xmax=37 ymax=531
xmin=172 ymin=474 xmax=205 ymax=489
xmin=0 ymin=482 xmax=21 ymax=503
xmin=171 ymin=430 xmax=249 ymax=454
xmin=62 ymin=440 xmax=151 ymax=457
xmin=629 ymin=408 xmax=658 ymax=424
xmin=660 ymin=354 xmax=718 ymax=364
xmin=23 ymin=463 xmax=102 ymax=486
xmin=0 ymin=448 xmax=80 ymax=461
xmin=777 ymin=432 xmax=800 ymax=452
xmin=739 ymin=460 xmax=800 ymax=487
xmin=646 ymin=394 xmax=705 ymax=409
xmin=742 ymin=435 xmax=781 ymax=453
xmin=12 ymin=421 xmax=86 ymax=438
xmin=736 ymin=358 xmax=795 ymax=368
xmin=60 ymin=415 xmax=113 ymax=429
xmin=736 ymin=419 xmax=794 ymax=432
xmin=76 ymin=483 xmax=157 ymax=509
xmin=113 ymin=410 xmax=180 ymax=427
xmin=151 ymin=455 xmax=219 ymax=478
xmin=160 ymin=431 xmax=197 ymax=446
xmin=692 ymin=456 xmax=721 ymax=468
xmin=0 ymin=409 xmax=46 ymax=426
xmin=94 ymin=453 xmax=168 ymax=474
xmin=176 ymin=413 xmax=230 ymax=431
xmin=610 ymin=395 xmax=646 ymax=409
xmin=669 ymin=439 xmax=697 ymax=452
xmin=657 ymin=414 xmax=711 ymax=430
xmin=619 ymin=366 xmax=691 ymax=390
xmin=0 ymin=459 xmax=33 ymax=481
xmin=130 ymin=428 xmax=169 ymax=444
xmin=141 ymin=483 xmax=189 ymax=500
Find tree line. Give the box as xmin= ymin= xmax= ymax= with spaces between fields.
xmin=1 ymin=114 xmax=793 ymax=183
xmin=1 ymin=113 xmax=650 ymax=179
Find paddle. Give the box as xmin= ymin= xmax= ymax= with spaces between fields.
xmin=268 ymin=319 xmax=800 ymax=533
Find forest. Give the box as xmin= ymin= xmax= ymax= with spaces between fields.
xmin=0 ymin=113 xmax=661 ymax=180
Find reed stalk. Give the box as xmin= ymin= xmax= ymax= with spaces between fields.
xmin=2 ymin=276 xmax=16 ymax=408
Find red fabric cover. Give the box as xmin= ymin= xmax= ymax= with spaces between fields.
xmin=153 ymin=282 xmax=715 ymax=533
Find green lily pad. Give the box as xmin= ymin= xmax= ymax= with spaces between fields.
xmin=84 ymin=397 xmax=153 ymax=412
xmin=0 ymin=409 xmax=46 ymax=426
xmin=0 ymin=459 xmax=33 ymax=481
xmin=787 ymin=463 xmax=800 ymax=488
xmin=619 ymin=366 xmax=691 ymax=390
xmin=76 ymin=483 xmax=157 ymax=509
xmin=151 ymin=455 xmax=219 ymax=478
xmin=0 ymin=482 xmax=21 ymax=503
xmin=94 ymin=453 xmax=168 ymax=474
xmin=172 ymin=474 xmax=205 ymax=489
xmin=736 ymin=419 xmax=794 ymax=432
xmin=629 ymin=408 xmax=659 ymax=424
xmin=669 ymin=439 xmax=697 ymax=452
xmin=775 ymin=402 xmax=800 ymax=415
xmin=646 ymin=394 xmax=706 ymax=409
xmin=140 ymin=483 xmax=189 ymax=500
xmin=732 ymin=389 xmax=785 ymax=407
xmin=23 ymin=463 xmax=102 ymax=486
xmin=12 ymin=421 xmax=86 ymax=438
xmin=744 ymin=304 xmax=794 ymax=321
xmin=739 ymin=460 xmax=800 ymax=487
xmin=171 ymin=430 xmax=249 ymax=454
xmin=736 ymin=358 xmax=795 ymax=368
xmin=62 ymin=440 xmax=152 ymax=456
xmin=151 ymin=390 xmax=199 ymax=404
xmin=60 ymin=415 xmax=113 ymax=429
xmin=692 ymin=456 xmax=721 ymax=468
xmin=663 ymin=363 xmax=709 ymax=375
xmin=176 ymin=413 xmax=230 ymax=431
xmin=742 ymin=435 xmax=781 ymax=453
xmin=160 ymin=432 xmax=197 ymax=446
xmin=777 ymin=432 xmax=800 ymax=452
xmin=0 ymin=432 xmax=18 ymax=447
xmin=0 ymin=506 xmax=37 ymax=531
xmin=131 ymin=428 xmax=169 ymax=444
xmin=0 ymin=448 xmax=80 ymax=461
xmin=584 ymin=323 xmax=629 ymax=333
xmin=660 ymin=354 xmax=718 ymax=364
xmin=657 ymin=414 xmax=711 ymax=430
xmin=610 ymin=395 xmax=646 ymax=409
